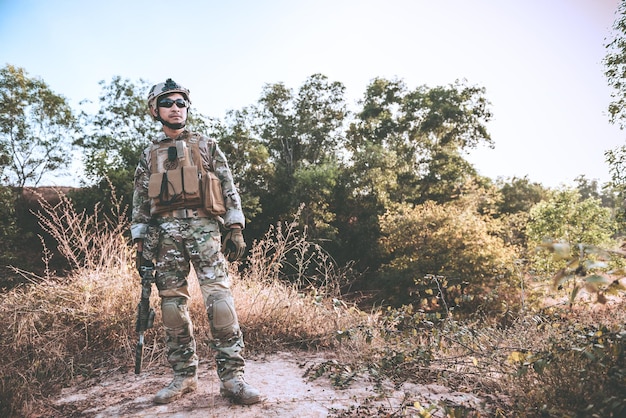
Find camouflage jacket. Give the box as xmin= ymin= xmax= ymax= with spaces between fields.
xmin=130 ymin=130 xmax=245 ymax=241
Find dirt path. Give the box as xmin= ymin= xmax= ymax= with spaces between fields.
xmin=50 ymin=351 xmax=484 ymax=417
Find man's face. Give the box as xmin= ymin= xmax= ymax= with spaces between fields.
xmin=155 ymin=93 xmax=188 ymax=125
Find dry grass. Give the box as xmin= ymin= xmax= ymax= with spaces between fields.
xmin=0 ymin=186 xmax=138 ymax=416
xmin=497 ymin=301 xmax=626 ymax=416
xmin=0 ymin=189 xmax=367 ymax=416
xmin=1 ymin=188 xmax=624 ymax=417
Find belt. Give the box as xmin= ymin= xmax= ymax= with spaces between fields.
xmin=160 ymin=208 xmax=211 ymax=219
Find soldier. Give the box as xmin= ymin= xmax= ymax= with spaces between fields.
xmin=130 ymin=78 xmax=261 ymax=405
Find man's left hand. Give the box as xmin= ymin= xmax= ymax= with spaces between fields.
xmin=222 ymin=227 xmax=246 ymax=261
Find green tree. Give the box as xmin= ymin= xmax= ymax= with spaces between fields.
xmin=574 ymin=174 xmax=617 ymax=210
xmin=604 ymin=0 xmax=626 ymax=128
xmin=0 ymin=65 xmax=78 ymax=283
xmin=252 ymin=74 xmax=347 ymax=239
xmin=346 ymin=78 xmax=493 ymax=206
xmin=605 ymin=148 xmax=626 ymax=230
xmin=337 ymin=78 xmax=493 ymax=274
xmin=73 ymin=77 xmax=158 ymax=215
xmin=496 ymin=176 xmax=548 ymax=215
xmin=0 ymin=64 xmax=77 ymax=188
xmin=603 ymin=1 xmax=626 ymax=229
xmin=76 ymin=76 xmax=158 ymax=184
xmin=214 ymin=108 xmax=272 ymax=239
xmin=491 ymin=176 xmax=549 ymax=250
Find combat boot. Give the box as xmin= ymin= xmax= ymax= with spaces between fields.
xmin=153 ymin=374 xmax=198 ymax=404
xmin=220 ymin=376 xmax=262 ymax=405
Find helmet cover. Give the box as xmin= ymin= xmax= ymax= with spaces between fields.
xmin=147 ymin=78 xmax=191 ymax=116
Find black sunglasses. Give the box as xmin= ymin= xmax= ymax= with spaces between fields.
xmin=158 ymin=98 xmax=187 ymax=108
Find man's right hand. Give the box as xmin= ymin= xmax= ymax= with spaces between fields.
xmin=135 ymin=239 xmax=146 ymax=275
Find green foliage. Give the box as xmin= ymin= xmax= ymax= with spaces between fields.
xmin=604 ymin=0 xmax=626 ymax=129
xmin=214 ymin=108 xmax=273 ymax=235
xmin=575 ymin=174 xmax=606 ymax=203
xmin=335 ymin=79 xmax=495 ymax=277
xmin=605 ymin=146 xmax=626 ymax=231
xmin=71 ymin=77 xmax=158 ymax=218
xmin=75 ymin=76 xmax=158 ymax=183
xmin=603 ymin=1 xmax=626 ymax=234
xmin=292 ymin=163 xmax=339 ymax=240
xmin=526 ymin=188 xmax=617 ymax=276
xmin=256 ymin=73 xmax=347 ymax=173
xmin=496 ymin=175 xmax=548 ymax=215
xmin=0 ymin=185 xmax=19 ymax=274
xmin=241 ymin=74 xmax=348 ymax=242
xmin=347 ymin=78 xmax=492 ymax=206
xmin=535 ymin=240 xmax=626 ymax=307
xmin=0 ymin=64 xmax=77 ymax=188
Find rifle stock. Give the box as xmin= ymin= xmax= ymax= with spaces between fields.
xmin=134 ymin=265 xmax=155 ymax=374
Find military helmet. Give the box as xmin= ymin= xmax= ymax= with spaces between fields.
xmin=147 ymin=78 xmax=191 ymax=116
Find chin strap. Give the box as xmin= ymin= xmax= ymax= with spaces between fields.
xmin=156 ymin=114 xmax=186 ymax=130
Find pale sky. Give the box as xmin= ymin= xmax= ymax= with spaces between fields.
xmin=0 ymin=0 xmax=623 ymax=188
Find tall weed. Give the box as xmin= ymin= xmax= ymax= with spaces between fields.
xmin=0 ymin=189 xmax=364 ymax=416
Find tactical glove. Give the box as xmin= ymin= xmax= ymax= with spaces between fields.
xmin=222 ymin=227 xmax=246 ymax=261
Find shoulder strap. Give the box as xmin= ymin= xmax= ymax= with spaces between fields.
xmin=188 ymin=133 xmax=216 ymax=173
xmin=149 ymin=142 xmax=160 ymax=174
xmin=207 ymin=141 xmax=217 ymax=172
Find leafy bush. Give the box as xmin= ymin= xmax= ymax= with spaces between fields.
xmin=378 ymin=197 xmax=519 ymax=309
xmin=526 ymin=188 xmax=617 ymax=277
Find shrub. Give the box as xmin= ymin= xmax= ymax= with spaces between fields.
xmin=378 ymin=199 xmax=519 ymax=309
xmin=526 ymin=188 xmax=617 ymax=277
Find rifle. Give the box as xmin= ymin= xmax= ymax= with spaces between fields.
xmin=134 ymin=264 xmax=155 ymax=374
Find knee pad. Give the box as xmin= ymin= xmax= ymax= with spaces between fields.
xmin=213 ymin=298 xmax=237 ymax=330
xmin=161 ymin=297 xmax=189 ymax=329
xmin=208 ymin=295 xmax=239 ymax=336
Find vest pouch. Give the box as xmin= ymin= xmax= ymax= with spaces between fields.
xmin=166 ymin=169 xmax=184 ymax=196
xmin=182 ymin=166 xmax=199 ymax=195
xmin=202 ymin=171 xmax=226 ymax=216
xmin=148 ymin=172 xmax=165 ymax=199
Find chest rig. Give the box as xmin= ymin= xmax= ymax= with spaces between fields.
xmin=147 ymin=134 xmax=225 ymax=217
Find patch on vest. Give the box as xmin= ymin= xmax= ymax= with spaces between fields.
xmin=163 ymin=159 xmax=178 ymax=170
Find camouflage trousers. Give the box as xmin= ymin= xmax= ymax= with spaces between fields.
xmin=148 ymin=216 xmax=245 ymax=381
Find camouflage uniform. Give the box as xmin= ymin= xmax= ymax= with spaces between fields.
xmin=131 ymin=130 xmax=246 ymax=382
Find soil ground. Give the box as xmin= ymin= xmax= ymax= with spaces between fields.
xmin=49 ymin=351 xmax=485 ymax=417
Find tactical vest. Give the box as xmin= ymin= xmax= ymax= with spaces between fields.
xmin=147 ymin=134 xmax=226 ymax=217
